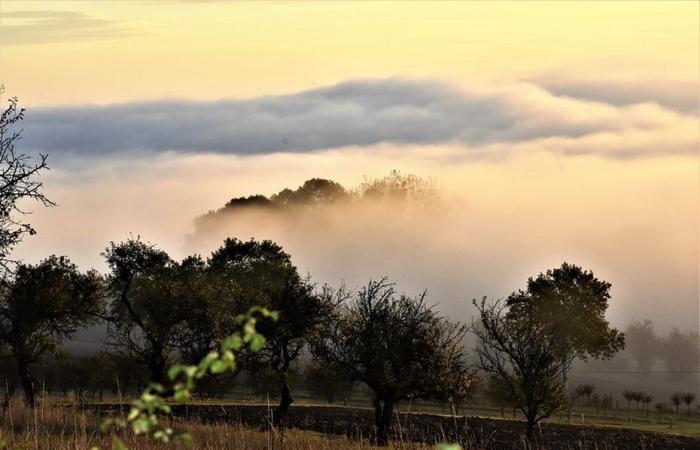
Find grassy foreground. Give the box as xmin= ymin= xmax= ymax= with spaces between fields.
xmin=0 ymin=400 xmax=441 ymax=450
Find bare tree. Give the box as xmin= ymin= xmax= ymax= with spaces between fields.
xmin=314 ymin=278 xmax=474 ymax=446
xmin=473 ymin=298 xmax=571 ymax=438
xmin=0 ymin=88 xmax=54 ymax=275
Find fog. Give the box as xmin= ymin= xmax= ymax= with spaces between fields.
xmin=176 ymin=160 xmax=697 ymax=333
xmin=12 ymin=147 xmax=697 ymax=336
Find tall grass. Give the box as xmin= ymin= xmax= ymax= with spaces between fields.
xmin=0 ymin=398 xmax=441 ymax=450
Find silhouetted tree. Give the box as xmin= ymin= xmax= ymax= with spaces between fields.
xmin=484 ymin=375 xmax=516 ymax=418
xmin=103 ymin=239 xmax=203 ymax=383
xmin=314 ymin=278 xmax=474 ymax=446
xmin=473 ymin=263 xmax=624 ymax=439
xmin=625 ymin=320 xmax=658 ymax=372
xmin=641 ymin=393 xmax=652 ymax=416
xmin=670 ymin=393 xmax=682 ymax=414
xmin=574 ymin=384 xmax=595 ymax=406
xmin=271 ymin=178 xmax=349 ymax=206
xmin=682 ymin=393 xmax=695 ymax=415
xmin=0 ymin=88 xmax=54 ymax=275
xmin=623 ymin=390 xmax=636 ymax=410
xmin=0 ymin=256 xmax=102 ymax=407
xmin=205 ymin=238 xmax=336 ymax=429
xmin=659 ymin=328 xmax=699 ymax=383
xmin=359 ymin=170 xmax=437 ymax=203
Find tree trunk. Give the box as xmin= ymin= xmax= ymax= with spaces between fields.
xmin=148 ymin=352 xmax=167 ymax=384
xmin=17 ymin=361 xmax=36 ymax=408
xmin=272 ymin=376 xmax=293 ymax=428
xmin=525 ymin=416 xmax=536 ymax=441
xmin=373 ymin=395 xmax=394 ymax=446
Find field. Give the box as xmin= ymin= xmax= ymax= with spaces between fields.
xmin=1 ymin=393 xmax=699 ymax=450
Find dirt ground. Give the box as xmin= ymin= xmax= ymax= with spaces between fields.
xmin=93 ymin=403 xmax=700 ymax=449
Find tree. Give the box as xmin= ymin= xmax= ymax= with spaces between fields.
xmin=573 ymin=384 xmax=595 ymax=406
xmin=505 ymin=263 xmax=624 ymax=362
xmin=303 ymin=361 xmax=354 ymax=404
xmin=473 ymin=263 xmax=624 ymax=439
xmin=623 ymin=390 xmax=636 ymax=410
xmin=271 ymin=178 xmax=349 ymax=206
xmin=484 ymin=375 xmax=516 ymax=418
xmin=103 ymin=239 xmax=203 ymax=383
xmin=682 ymin=393 xmax=695 ymax=415
xmin=314 ymin=278 xmax=474 ymax=446
xmin=659 ymin=328 xmax=699 ymax=383
xmin=670 ymin=393 xmax=682 ymax=414
xmin=0 ymin=88 xmax=54 ymax=275
xmin=0 ymin=256 xmax=102 ymax=407
xmin=641 ymin=393 xmax=652 ymax=416
xmin=205 ymin=238 xmax=336 ymax=428
xmin=624 ymin=320 xmax=658 ymax=372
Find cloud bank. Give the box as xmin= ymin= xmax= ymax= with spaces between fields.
xmin=20 ymin=79 xmax=697 ymax=159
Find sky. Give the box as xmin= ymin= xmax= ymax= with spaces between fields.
xmin=0 ymin=1 xmax=698 ymax=331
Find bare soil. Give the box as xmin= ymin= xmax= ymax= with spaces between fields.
xmin=93 ymin=404 xmax=700 ymax=449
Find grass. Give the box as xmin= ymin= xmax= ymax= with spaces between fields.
xmin=0 ymin=400 xmax=442 ymax=450
xmin=3 ymin=392 xmax=700 ymax=449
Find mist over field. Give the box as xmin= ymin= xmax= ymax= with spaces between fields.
xmin=178 ymin=166 xmax=697 ymax=334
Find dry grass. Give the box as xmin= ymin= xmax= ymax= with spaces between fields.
xmin=0 ymin=399 xmax=443 ymax=450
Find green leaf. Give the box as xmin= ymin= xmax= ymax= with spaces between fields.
xmin=131 ymin=417 xmax=150 ymax=434
xmin=222 ymin=335 xmax=242 ymax=351
xmin=249 ymin=334 xmax=265 ymax=352
xmin=210 ymin=359 xmax=229 ymax=374
xmin=174 ymin=389 xmax=189 ymax=402
xmin=168 ymin=364 xmax=183 ymax=381
xmin=112 ymin=437 xmax=128 ymax=450
xmin=127 ymin=407 xmax=140 ymax=422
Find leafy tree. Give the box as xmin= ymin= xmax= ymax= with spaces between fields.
xmin=624 ymin=320 xmax=658 ymax=372
xmin=682 ymin=392 xmax=696 ymax=415
xmin=670 ymin=393 xmax=682 ymax=414
xmin=0 ymin=256 xmax=103 ymax=407
xmin=103 ymin=239 xmax=204 ymax=383
xmin=314 ymin=278 xmax=474 ymax=446
xmin=473 ymin=263 xmax=624 ymax=439
xmin=0 ymin=88 xmax=54 ymax=275
xmin=623 ymin=390 xmax=636 ymax=410
xmin=205 ymin=238 xmax=336 ymax=428
xmin=484 ymin=375 xmax=516 ymax=418
xmin=271 ymin=178 xmax=349 ymax=206
xmin=659 ymin=328 xmax=699 ymax=383
xmin=505 ymin=263 xmax=624 ymax=361
xmin=640 ymin=393 xmax=652 ymax=416
xmin=573 ymin=384 xmax=595 ymax=406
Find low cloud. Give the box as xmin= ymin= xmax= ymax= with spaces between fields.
xmin=0 ymin=10 xmax=128 ymax=45
xmin=532 ymin=78 xmax=699 ymax=115
xmin=19 ymin=79 xmax=696 ymax=159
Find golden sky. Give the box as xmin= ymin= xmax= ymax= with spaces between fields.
xmin=1 ymin=1 xmax=697 ymax=105
xmin=0 ymin=1 xmax=698 ymax=329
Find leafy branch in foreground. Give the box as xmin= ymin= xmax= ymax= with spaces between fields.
xmin=95 ymin=307 xmax=277 ymax=450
